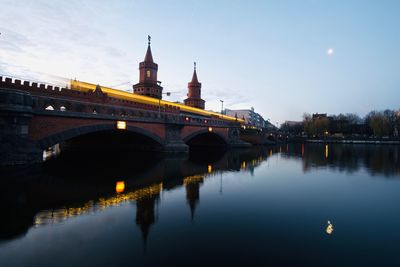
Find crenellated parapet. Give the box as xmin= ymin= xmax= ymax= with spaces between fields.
xmin=0 ymin=76 xmax=67 ymax=92
xmin=0 ymin=76 xmax=181 ymax=115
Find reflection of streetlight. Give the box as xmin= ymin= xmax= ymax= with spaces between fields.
xmin=219 ymin=172 xmax=223 ymax=195
xmin=326 ymin=220 xmax=334 ymax=235
xmin=220 ymin=100 xmax=224 ymax=115
xmin=159 ymin=92 xmax=171 ymax=117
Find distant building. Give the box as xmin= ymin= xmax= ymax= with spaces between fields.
xmin=224 ymin=107 xmax=272 ymax=128
xmin=284 ymin=121 xmax=303 ymax=127
xmin=312 ymin=113 xmax=327 ymax=119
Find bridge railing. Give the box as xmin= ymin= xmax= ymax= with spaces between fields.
xmin=0 ymin=76 xmax=240 ymax=127
xmin=1 ymin=76 xmax=182 ymax=114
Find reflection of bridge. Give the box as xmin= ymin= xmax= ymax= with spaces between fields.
xmin=0 ymin=147 xmax=270 ymax=242
xmin=0 ymin=77 xmax=251 ymax=165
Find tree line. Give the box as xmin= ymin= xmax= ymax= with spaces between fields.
xmin=280 ymin=109 xmax=400 ymax=138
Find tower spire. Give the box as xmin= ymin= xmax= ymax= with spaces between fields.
xmin=144 ymin=35 xmax=153 ymax=63
xmin=191 ymin=61 xmax=199 ymax=84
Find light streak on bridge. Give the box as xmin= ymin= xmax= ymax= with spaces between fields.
xmin=70 ymin=79 xmax=244 ymax=123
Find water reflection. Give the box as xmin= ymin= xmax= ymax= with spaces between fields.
xmin=280 ymin=143 xmax=400 ymax=177
xmin=1 ymin=144 xmax=400 ymax=243
xmin=184 ymin=176 xmax=203 ymax=220
xmin=115 ymin=181 xmax=125 ymax=193
xmin=0 ymin=147 xmax=268 ymax=242
xmin=1 ymin=144 xmax=400 ymax=266
xmin=326 ymin=220 xmax=334 ymax=235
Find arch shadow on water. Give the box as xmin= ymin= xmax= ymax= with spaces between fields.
xmin=39 ymin=124 xmax=164 ymax=153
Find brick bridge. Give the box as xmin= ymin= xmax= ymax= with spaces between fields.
xmin=0 ymin=77 xmax=250 ymax=165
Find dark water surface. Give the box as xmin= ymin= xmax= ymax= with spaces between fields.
xmin=1 ymin=144 xmax=400 ymax=266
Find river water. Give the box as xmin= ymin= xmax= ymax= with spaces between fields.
xmin=0 ymin=144 xmax=400 ymax=266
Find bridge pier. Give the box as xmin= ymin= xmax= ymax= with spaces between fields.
xmin=0 ymin=89 xmax=42 ymax=165
xmin=227 ymin=128 xmax=252 ymax=148
xmin=164 ymin=124 xmax=189 ymax=153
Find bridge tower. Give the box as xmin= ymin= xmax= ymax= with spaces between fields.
xmin=184 ymin=62 xmax=205 ymax=109
xmin=133 ymin=36 xmax=163 ymax=99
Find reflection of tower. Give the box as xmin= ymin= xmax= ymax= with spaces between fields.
xmin=184 ymin=62 xmax=205 ymax=109
xmin=133 ymin=36 xmax=163 ymax=99
xmin=136 ymin=194 xmax=159 ymax=246
xmin=185 ymin=178 xmax=204 ymax=221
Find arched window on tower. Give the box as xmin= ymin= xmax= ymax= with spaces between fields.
xmin=146 ymin=70 xmax=151 ymax=78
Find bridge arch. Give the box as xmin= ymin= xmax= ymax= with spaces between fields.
xmin=267 ymin=134 xmax=276 ymax=142
xmin=38 ymin=124 xmax=164 ymax=150
xmin=183 ymin=129 xmax=228 ymax=148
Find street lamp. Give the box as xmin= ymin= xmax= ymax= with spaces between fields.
xmin=159 ymin=92 xmax=171 ymax=117
xmin=220 ymin=100 xmax=224 ymax=115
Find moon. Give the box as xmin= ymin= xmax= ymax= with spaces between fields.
xmin=327 ymin=48 xmax=334 ymax=56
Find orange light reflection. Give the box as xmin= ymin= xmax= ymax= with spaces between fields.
xmin=116 ymin=181 xmax=125 ymax=193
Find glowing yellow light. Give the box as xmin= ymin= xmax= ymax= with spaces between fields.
xmin=208 ymin=127 xmax=213 ymax=132
xmin=325 ymin=144 xmax=329 ymax=159
xmin=241 ymin=161 xmax=246 ymax=169
xmin=269 ymin=149 xmax=273 ymax=156
xmin=208 ymin=165 xmax=212 ymax=173
xmin=116 ymin=181 xmax=125 ymax=193
xmin=70 ymin=80 xmax=244 ymax=123
xmin=183 ymin=175 xmax=204 ymax=185
xmin=34 ymin=183 xmax=163 ymax=225
xmin=117 ymin=121 xmax=126 ymax=130
xmin=326 ymin=220 xmax=334 ymax=235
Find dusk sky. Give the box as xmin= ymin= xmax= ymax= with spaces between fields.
xmin=0 ymin=0 xmax=399 ymax=124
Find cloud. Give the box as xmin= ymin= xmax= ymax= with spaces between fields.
xmin=0 ymin=0 xmax=132 ymax=88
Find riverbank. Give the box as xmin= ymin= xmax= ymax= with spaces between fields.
xmin=289 ymin=137 xmax=400 ymax=145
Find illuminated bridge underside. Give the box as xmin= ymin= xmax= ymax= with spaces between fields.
xmin=0 ymin=77 xmax=250 ymax=165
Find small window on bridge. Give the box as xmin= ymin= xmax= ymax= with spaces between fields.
xmin=93 ymin=109 xmax=97 ymax=114
xmin=60 ymin=106 xmax=66 ymax=111
xmin=45 ymin=105 xmax=54 ymax=111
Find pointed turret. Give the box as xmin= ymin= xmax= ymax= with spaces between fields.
xmin=133 ymin=35 xmax=163 ymax=99
xmin=190 ymin=63 xmax=199 ymax=84
xmin=184 ymin=62 xmax=205 ymax=109
xmin=144 ymin=37 xmax=154 ymax=63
